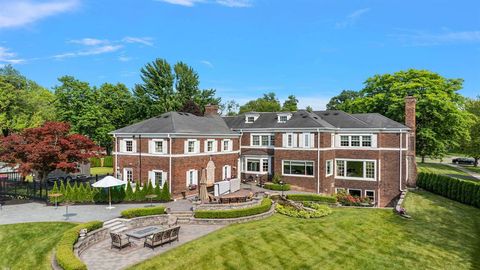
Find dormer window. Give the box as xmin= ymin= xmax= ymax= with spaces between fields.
xmin=277 ymin=113 xmax=292 ymax=123
xmin=245 ymin=113 xmax=259 ymax=123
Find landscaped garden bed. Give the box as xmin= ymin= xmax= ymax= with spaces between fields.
xmin=276 ymin=201 xmax=332 ymax=218
xmin=194 ymin=198 xmax=272 ymax=219
xmin=121 ymin=206 xmax=166 ymax=218
xmin=263 ymin=182 xmax=291 ymax=191
xmin=286 ymin=194 xmax=336 ymax=203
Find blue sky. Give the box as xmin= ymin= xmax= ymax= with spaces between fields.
xmin=0 ymin=0 xmax=478 ymax=109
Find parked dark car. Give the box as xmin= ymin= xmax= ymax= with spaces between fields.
xmin=452 ymin=157 xmax=475 ymax=165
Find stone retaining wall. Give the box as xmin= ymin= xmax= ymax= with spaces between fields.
xmin=74 ymin=227 xmax=110 ymax=256
xmin=193 ymin=197 xmax=262 ymax=211
xmin=191 ymin=202 xmax=276 ymax=225
xmin=125 ymin=215 xmax=169 ymax=229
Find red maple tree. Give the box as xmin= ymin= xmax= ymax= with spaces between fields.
xmin=0 ymin=122 xmax=101 ymax=183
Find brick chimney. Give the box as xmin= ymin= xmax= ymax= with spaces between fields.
xmin=405 ymin=96 xmax=417 ymax=187
xmin=405 ymin=96 xmax=416 ymax=131
xmin=204 ymin=104 xmax=219 ymax=116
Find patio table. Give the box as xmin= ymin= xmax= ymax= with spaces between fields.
xmin=126 ymin=226 xmax=165 ymax=239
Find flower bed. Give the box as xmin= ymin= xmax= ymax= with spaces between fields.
xmin=121 ymin=206 xmax=166 ymax=218
xmin=55 ymin=221 xmax=103 ymax=270
xmin=194 ymin=198 xmax=272 ymax=219
xmin=286 ymin=194 xmax=336 ymax=203
xmin=336 ymin=191 xmax=372 ymax=207
xmin=276 ymin=202 xmax=332 ymax=218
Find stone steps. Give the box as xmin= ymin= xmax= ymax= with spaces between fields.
xmin=103 ymin=218 xmax=128 ymax=233
xmin=170 ymin=211 xmax=194 ymax=224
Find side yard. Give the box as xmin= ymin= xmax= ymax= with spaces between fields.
xmin=131 ymin=190 xmax=480 ymax=270
xmin=417 ymin=162 xmax=477 ymax=181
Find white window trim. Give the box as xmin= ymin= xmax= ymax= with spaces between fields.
xmin=335 ymin=159 xmax=377 ymax=181
xmin=347 ymin=188 xmax=362 ymax=197
xmin=245 ymin=114 xmax=259 ymax=123
xmin=123 ymin=168 xmax=133 ymax=182
xmin=326 ymin=159 xmax=333 ymax=177
xmin=277 ymin=113 xmax=292 ymax=123
xmin=244 ymin=157 xmax=270 ymax=174
xmin=205 ymin=139 xmax=217 ymax=153
xmin=222 ymin=165 xmax=232 ymax=180
xmin=150 ymin=139 xmax=167 ymax=154
xmin=282 ymin=160 xmax=315 ymax=178
xmin=122 ymin=139 xmax=136 ymax=153
xmin=335 ymin=134 xmax=377 ymax=148
xmin=365 ymin=190 xmax=375 ymax=202
xmin=221 ymin=139 xmax=233 ymax=152
xmin=250 ymin=133 xmax=275 ymax=147
xmin=185 ymin=139 xmax=200 ymax=154
xmin=186 ymin=169 xmax=198 ymax=187
xmin=149 ymin=169 xmax=167 ymax=187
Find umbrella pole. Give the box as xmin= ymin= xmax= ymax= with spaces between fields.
xmin=109 ymin=187 xmax=112 ymax=209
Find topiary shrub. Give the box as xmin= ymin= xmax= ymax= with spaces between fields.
xmin=55 ymin=221 xmax=103 ymax=270
xmin=121 ymin=206 xmax=166 ymax=218
xmin=264 ymin=183 xmax=291 ymax=191
xmin=194 ymin=198 xmax=272 ymax=219
xmin=103 ymin=156 xmax=113 ymax=167
xmin=276 ymin=202 xmax=332 ymax=218
xmin=286 ymin=194 xmax=337 ymax=203
xmin=125 ymin=181 xmax=134 ymax=201
xmin=160 ymin=182 xmax=171 ymax=202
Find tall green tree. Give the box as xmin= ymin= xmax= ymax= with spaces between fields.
xmin=133 ymin=58 xmax=220 ymax=120
xmin=326 ymin=69 xmax=472 ymax=162
xmin=96 ymin=83 xmax=134 ymax=129
xmin=239 ymin=92 xmax=282 ymax=113
xmin=282 ymin=95 xmax=299 ymax=111
xmin=222 ymin=100 xmax=240 ymax=116
xmin=0 ymin=65 xmax=56 ymax=136
xmin=462 ymin=96 xmax=480 ymax=166
xmin=326 ymin=90 xmax=360 ymax=111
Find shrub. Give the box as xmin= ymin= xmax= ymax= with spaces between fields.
xmin=125 ymin=181 xmax=134 ymax=201
xmin=286 ymin=194 xmax=336 ymax=203
xmin=89 ymin=157 xmax=101 ymax=167
xmin=49 ymin=181 xmax=59 ymax=204
xmin=121 ymin=206 xmax=166 ymax=218
xmin=135 ymin=181 xmax=146 ymax=201
xmin=272 ymin=174 xmax=282 ymax=184
xmin=336 ymin=191 xmax=372 ymax=206
xmin=276 ymin=203 xmax=332 ymax=218
xmin=55 ymin=221 xmax=103 ymax=270
xmin=160 ymin=182 xmax=171 ymax=201
xmin=417 ymin=172 xmax=480 ymax=208
xmin=194 ymin=198 xmax=272 ymax=219
xmin=103 ymin=156 xmax=113 ymax=167
xmin=264 ymin=182 xmax=291 ymax=191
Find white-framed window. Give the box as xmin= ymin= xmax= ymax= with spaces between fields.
xmin=303 ymin=133 xmax=310 ymax=147
xmin=185 ymin=139 xmax=199 ymax=154
xmin=245 ymin=114 xmax=259 ymax=123
xmin=205 ymin=139 xmax=217 ymax=153
xmin=123 ymin=168 xmax=133 ymax=182
xmin=251 ymin=134 xmax=274 ymax=147
xmin=277 ymin=113 xmax=292 ymax=123
xmin=244 ymin=158 xmax=270 ymax=174
xmin=365 ymin=190 xmax=375 ymax=202
xmin=348 ymin=189 xmax=362 ymax=197
xmin=149 ymin=170 xmax=167 ymax=187
xmin=186 ymin=169 xmax=198 ymax=186
xmin=246 ymin=116 xmax=255 ymax=123
xmin=149 ymin=139 xmax=167 ymax=154
xmin=222 ymin=165 xmax=232 ymax=180
xmin=326 ymin=160 xmax=333 ymax=176
xmin=282 ymin=160 xmax=314 ymax=177
xmin=335 ymin=159 xmax=376 ymax=180
xmin=222 ymin=139 xmax=232 ymax=152
xmin=121 ymin=139 xmax=136 ymax=153
xmin=337 ymin=135 xmax=374 ymax=148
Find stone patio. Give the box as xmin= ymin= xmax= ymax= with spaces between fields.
xmin=80 ymin=224 xmax=224 ymax=270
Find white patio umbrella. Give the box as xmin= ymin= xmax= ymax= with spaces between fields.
xmin=92 ymin=176 xmax=126 ymax=209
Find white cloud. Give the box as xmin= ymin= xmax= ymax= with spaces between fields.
xmin=122 ymin=36 xmax=154 ymax=46
xmin=336 ymin=8 xmax=371 ymax=29
xmin=392 ymin=29 xmax=480 ymax=46
xmin=0 ymin=46 xmax=25 ymax=64
xmin=156 ymin=0 xmax=251 ymax=7
xmin=69 ymin=38 xmax=107 ymax=46
xmin=0 ymin=0 xmax=79 ymax=28
xmin=118 ymin=55 xmax=132 ymax=62
xmin=200 ymin=60 xmax=213 ymax=68
xmin=54 ymin=45 xmax=122 ymax=59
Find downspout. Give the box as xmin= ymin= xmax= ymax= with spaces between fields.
xmin=317 ymin=129 xmax=320 ymax=194
xmin=239 ymin=129 xmax=243 ymax=179
xmin=114 ymin=135 xmax=118 ymax=178
xmin=168 ymin=134 xmax=172 ymax=194
xmin=399 ymin=130 xmax=404 ymax=192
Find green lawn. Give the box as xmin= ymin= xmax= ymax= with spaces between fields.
xmin=464 ymin=166 xmax=480 ymax=174
xmin=90 ymin=166 xmax=113 ymax=175
xmin=131 ymin=190 xmax=480 ymax=270
xmin=417 ymin=162 xmax=477 ymax=181
xmin=0 ymin=222 xmax=76 ymax=270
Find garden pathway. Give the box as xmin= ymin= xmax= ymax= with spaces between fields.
xmin=446 ymin=164 xmax=480 ymax=181
xmin=0 ymin=199 xmax=193 ymax=225
xmin=80 ymin=224 xmax=224 ymax=270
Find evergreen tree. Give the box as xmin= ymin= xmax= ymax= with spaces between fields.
xmin=160 ymin=182 xmax=171 ymax=201
xmin=154 ymin=183 xmax=162 ymax=201
xmin=58 ymin=181 xmax=66 ymax=203
xmin=125 ymin=181 xmax=134 ymax=201
xmin=50 ymin=181 xmax=59 ymax=204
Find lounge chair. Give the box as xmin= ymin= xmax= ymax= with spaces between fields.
xmin=110 ymin=232 xmax=131 ymax=250
xmin=144 ymin=230 xmax=165 ymax=250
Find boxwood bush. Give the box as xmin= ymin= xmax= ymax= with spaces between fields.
xmin=194 ymin=198 xmax=272 ymax=219
xmin=417 ymin=172 xmax=480 ymax=208
xmin=286 ymin=194 xmax=336 ymax=203
xmin=55 ymin=221 xmax=103 ymax=270
xmin=121 ymin=206 xmax=166 ymax=218
xmin=264 ymin=183 xmax=291 ymax=191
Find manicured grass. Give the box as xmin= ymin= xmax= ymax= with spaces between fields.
xmin=131 ymin=190 xmax=480 ymax=270
xmin=464 ymin=166 xmax=480 ymax=174
xmin=0 ymin=222 xmax=76 ymax=270
xmin=90 ymin=166 xmax=113 ymax=175
xmin=416 ymin=162 xmax=477 ymax=180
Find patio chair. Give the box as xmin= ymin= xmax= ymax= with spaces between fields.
xmin=167 ymin=215 xmax=178 ymax=227
xmin=110 ymin=232 xmax=131 ymax=250
xmin=162 ymin=227 xmax=173 ymax=244
xmin=144 ymin=231 xmax=165 ymax=250
xmin=169 ymin=226 xmax=180 ymax=242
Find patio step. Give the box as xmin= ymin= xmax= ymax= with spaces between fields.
xmin=103 ymin=218 xmax=128 ymax=233
xmin=170 ymin=211 xmax=194 ymax=224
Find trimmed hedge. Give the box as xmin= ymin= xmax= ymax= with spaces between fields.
xmin=103 ymin=156 xmax=113 ymax=167
xmin=55 ymin=221 xmax=103 ymax=270
xmin=121 ymin=206 xmax=166 ymax=218
xmin=276 ymin=202 xmax=332 ymax=218
xmin=264 ymin=183 xmax=291 ymax=191
xmin=417 ymin=172 xmax=480 ymax=208
xmin=89 ymin=156 xmax=113 ymax=168
xmin=194 ymin=198 xmax=272 ymax=219
xmin=286 ymin=194 xmax=337 ymax=203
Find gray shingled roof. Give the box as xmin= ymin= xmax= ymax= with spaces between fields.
xmin=111 ymin=112 xmax=236 ymax=134
xmin=351 ymin=113 xmax=408 ymax=129
xmin=223 ymin=110 xmax=335 ymax=129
